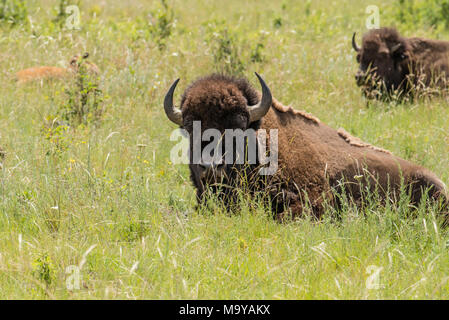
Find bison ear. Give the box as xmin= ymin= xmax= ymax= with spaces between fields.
xmin=391 ymin=43 xmax=402 ymax=54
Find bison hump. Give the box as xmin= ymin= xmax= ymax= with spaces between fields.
xmin=271 ymin=97 xmax=320 ymax=124
xmin=337 ymin=128 xmax=391 ymax=154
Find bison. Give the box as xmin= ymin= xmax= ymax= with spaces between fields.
xmin=352 ymin=27 xmax=449 ymax=100
xmin=163 ymin=73 xmax=448 ymax=220
xmin=15 ymin=52 xmax=100 ymax=84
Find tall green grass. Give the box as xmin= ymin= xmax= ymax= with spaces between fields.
xmin=0 ymin=0 xmax=449 ymax=299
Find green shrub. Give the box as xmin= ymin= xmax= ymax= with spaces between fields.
xmin=53 ymin=0 xmax=69 ymax=27
xmin=206 ymin=27 xmax=245 ymax=75
xmin=250 ymin=42 xmax=265 ymax=64
xmin=395 ymin=0 xmax=449 ymax=30
xmin=0 ymin=0 xmax=27 ymax=26
xmin=33 ymin=253 xmax=55 ymax=286
xmin=59 ymin=57 xmax=104 ymax=127
xmin=204 ymin=20 xmax=266 ymax=76
xmin=42 ymin=118 xmax=71 ymax=156
xmin=148 ymin=0 xmax=175 ymax=50
xmin=273 ymin=17 xmax=283 ymax=28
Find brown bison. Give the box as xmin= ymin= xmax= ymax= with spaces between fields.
xmin=352 ymin=27 xmax=449 ymax=100
xmin=164 ymin=73 xmax=448 ymax=220
xmin=15 ymin=52 xmax=100 ymax=84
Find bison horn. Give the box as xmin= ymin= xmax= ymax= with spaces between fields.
xmin=163 ymin=78 xmax=183 ymax=126
xmin=352 ymin=32 xmax=360 ymax=52
xmin=391 ymin=43 xmax=402 ymax=54
xmin=248 ymin=72 xmax=272 ymax=122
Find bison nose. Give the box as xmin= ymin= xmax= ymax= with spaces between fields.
xmin=198 ymin=160 xmax=225 ymax=176
xmin=355 ymin=71 xmax=365 ymax=85
xmin=199 ymin=162 xmax=212 ymax=170
xmin=199 ymin=161 xmax=224 ymax=171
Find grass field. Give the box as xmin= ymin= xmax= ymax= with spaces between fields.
xmin=1 ymin=0 xmax=449 ymax=299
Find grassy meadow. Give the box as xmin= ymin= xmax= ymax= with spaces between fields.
xmin=1 ymin=0 xmax=449 ymax=299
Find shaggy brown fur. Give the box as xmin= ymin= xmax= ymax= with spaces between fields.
xmin=15 ymin=53 xmax=100 ymax=84
xmin=173 ymin=74 xmax=448 ymax=221
xmin=353 ymin=27 xmax=449 ymax=99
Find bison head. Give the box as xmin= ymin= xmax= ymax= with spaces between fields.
xmin=163 ymin=73 xmax=272 ymax=198
xmin=352 ymin=28 xmax=411 ymax=98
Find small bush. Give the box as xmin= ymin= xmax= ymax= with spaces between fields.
xmin=59 ymin=57 xmax=104 ymax=127
xmin=53 ymin=0 xmax=81 ymax=28
xmin=273 ymin=17 xmax=282 ymax=29
xmin=0 ymin=0 xmax=27 ymax=26
xmin=395 ymin=0 xmax=449 ymax=30
xmin=32 ymin=253 xmax=55 ymax=286
xmin=204 ymin=20 xmax=266 ymax=76
xmin=207 ymin=28 xmax=245 ymax=75
xmin=42 ymin=117 xmax=71 ymax=156
xmin=53 ymin=0 xmax=69 ymax=27
xmin=250 ymin=42 xmax=265 ymax=64
xmin=148 ymin=0 xmax=175 ymax=50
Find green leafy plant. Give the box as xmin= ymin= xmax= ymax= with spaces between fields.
xmin=53 ymin=0 xmax=69 ymax=26
xmin=395 ymin=0 xmax=449 ymax=30
xmin=250 ymin=42 xmax=265 ymax=64
xmin=0 ymin=0 xmax=27 ymax=26
xmin=33 ymin=253 xmax=55 ymax=286
xmin=148 ymin=0 xmax=175 ymax=50
xmin=204 ymin=21 xmax=245 ymax=75
xmin=273 ymin=17 xmax=283 ymax=28
xmin=204 ymin=20 xmax=266 ymax=76
xmin=209 ymin=29 xmax=245 ymax=75
xmin=42 ymin=117 xmax=71 ymax=156
xmin=53 ymin=0 xmax=83 ymax=29
xmin=59 ymin=57 xmax=104 ymax=127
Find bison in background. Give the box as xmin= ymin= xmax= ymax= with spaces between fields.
xmin=163 ymin=73 xmax=448 ymax=222
xmin=15 ymin=52 xmax=100 ymax=84
xmin=352 ymin=27 xmax=449 ymax=100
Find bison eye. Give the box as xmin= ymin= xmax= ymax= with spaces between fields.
xmin=392 ymin=52 xmax=407 ymax=61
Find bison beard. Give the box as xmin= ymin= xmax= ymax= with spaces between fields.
xmin=163 ymin=73 xmax=448 ymax=222
xmin=352 ymin=27 xmax=449 ymax=100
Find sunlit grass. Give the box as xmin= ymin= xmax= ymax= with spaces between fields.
xmin=0 ymin=0 xmax=448 ymax=299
